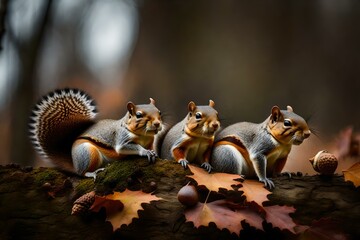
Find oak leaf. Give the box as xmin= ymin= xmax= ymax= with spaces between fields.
xmin=343 ymin=162 xmax=360 ymax=187
xmin=241 ymin=180 xmax=270 ymax=205
xmin=90 ymin=189 xmax=162 ymax=231
xmin=187 ymin=165 xmax=243 ymax=192
xmin=264 ymin=205 xmax=296 ymax=234
xmin=184 ymin=200 xmax=264 ymax=235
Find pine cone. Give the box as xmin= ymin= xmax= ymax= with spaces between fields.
xmin=71 ymin=191 xmax=95 ymax=215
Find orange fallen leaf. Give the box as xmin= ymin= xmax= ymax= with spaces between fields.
xmin=241 ymin=180 xmax=271 ymax=205
xmin=47 ymin=191 xmax=56 ymax=199
xmin=187 ymin=165 xmax=243 ymax=192
xmin=184 ymin=200 xmax=264 ymax=235
xmin=90 ymin=195 xmax=124 ymax=215
xmin=264 ymin=205 xmax=297 ymax=234
xmin=90 ymin=189 xmax=162 ymax=231
xmin=343 ymin=162 xmax=360 ymax=187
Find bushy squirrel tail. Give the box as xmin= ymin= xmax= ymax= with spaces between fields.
xmin=29 ymin=88 xmax=97 ymax=171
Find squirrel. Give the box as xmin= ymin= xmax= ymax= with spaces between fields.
xmin=29 ymin=88 xmax=163 ymax=175
xmin=160 ymin=100 xmax=220 ymax=172
xmin=210 ymin=105 xmax=311 ymax=188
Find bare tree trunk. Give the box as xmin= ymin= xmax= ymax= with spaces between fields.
xmin=9 ymin=0 xmax=53 ymax=166
xmin=0 ymin=0 xmax=7 ymax=51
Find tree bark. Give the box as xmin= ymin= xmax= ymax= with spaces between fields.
xmin=0 ymin=159 xmax=359 ymax=240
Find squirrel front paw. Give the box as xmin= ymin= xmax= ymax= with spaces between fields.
xmin=178 ymin=159 xmax=189 ymax=169
xmin=145 ymin=149 xmax=157 ymax=163
xmin=259 ymin=177 xmax=275 ymax=189
xmin=84 ymin=168 xmax=105 ymax=181
xmin=201 ymin=162 xmax=213 ymax=173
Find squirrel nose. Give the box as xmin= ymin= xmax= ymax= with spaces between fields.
xmin=304 ymin=130 xmax=311 ymax=139
xmin=212 ymin=122 xmax=219 ymax=130
xmin=153 ymin=122 xmax=160 ymax=128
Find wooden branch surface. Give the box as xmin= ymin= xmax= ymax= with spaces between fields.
xmin=0 ymin=159 xmax=359 ymax=240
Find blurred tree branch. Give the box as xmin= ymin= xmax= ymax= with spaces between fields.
xmin=0 ymin=0 xmax=7 ymax=51
xmin=10 ymin=0 xmax=53 ymax=165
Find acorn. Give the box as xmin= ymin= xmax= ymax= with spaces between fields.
xmin=41 ymin=182 xmax=52 ymax=191
xmin=63 ymin=178 xmax=73 ymax=189
xmin=177 ymin=184 xmax=199 ymax=207
xmin=309 ymin=150 xmax=338 ymax=175
xmin=71 ymin=191 xmax=96 ymax=215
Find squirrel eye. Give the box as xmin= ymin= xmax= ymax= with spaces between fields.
xmin=158 ymin=110 xmax=161 ymax=116
xmin=135 ymin=111 xmax=143 ymax=118
xmin=284 ymin=119 xmax=292 ymax=127
xmin=195 ymin=112 xmax=202 ymax=120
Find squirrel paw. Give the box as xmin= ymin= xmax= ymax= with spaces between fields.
xmin=84 ymin=168 xmax=105 ymax=181
xmin=259 ymin=177 xmax=275 ymax=189
xmin=179 ymin=159 xmax=189 ymax=169
xmin=145 ymin=150 xmax=157 ymax=163
xmin=201 ymin=162 xmax=213 ymax=173
xmin=280 ymin=171 xmax=293 ymax=179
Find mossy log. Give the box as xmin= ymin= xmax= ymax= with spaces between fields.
xmin=0 ymin=158 xmax=359 ymax=240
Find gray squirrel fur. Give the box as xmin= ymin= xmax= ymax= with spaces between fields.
xmin=29 ymin=88 xmax=162 ymax=175
xmin=211 ymin=106 xmax=311 ymax=188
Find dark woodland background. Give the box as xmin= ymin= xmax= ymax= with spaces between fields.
xmin=0 ymin=0 xmax=359 ymax=174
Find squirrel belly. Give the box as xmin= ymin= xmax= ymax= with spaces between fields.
xmin=211 ymin=106 xmax=311 ymax=188
xmin=160 ymin=100 xmax=220 ymax=172
xmin=160 ymin=119 xmax=214 ymax=164
xmin=29 ymin=88 xmax=163 ymax=175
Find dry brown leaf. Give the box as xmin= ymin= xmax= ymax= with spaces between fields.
xmin=343 ymin=162 xmax=360 ymax=187
xmin=264 ymin=205 xmax=296 ymax=234
xmin=240 ymin=180 xmax=271 ymax=205
xmin=90 ymin=189 xmax=162 ymax=231
xmin=235 ymin=207 xmax=264 ymax=231
xmin=90 ymin=195 xmax=124 ymax=215
xmin=187 ymin=165 xmax=243 ymax=192
xmin=184 ymin=200 xmax=264 ymax=235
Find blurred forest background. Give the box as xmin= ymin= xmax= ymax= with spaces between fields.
xmin=0 ymin=0 xmax=359 ymax=174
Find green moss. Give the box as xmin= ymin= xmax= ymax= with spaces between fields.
xmin=76 ymin=158 xmax=192 ymax=193
xmin=74 ymin=178 xmax=95 ymax=196
xmin=106 ymin=159 xmax=190 ymax=187
xmin=33 ymin=168 xmax=65 ymax=187
xmin=95 ymin=160 xmax=138 ymax=190
xmin=100 ymin=159 xmax=185 ymax=184
xmin=141 ymin=159 xmax=188 ymax=180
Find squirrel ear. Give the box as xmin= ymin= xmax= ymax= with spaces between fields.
xmin=209 ymin=100 xmax=215 ymax=108
xmin=287 ymin=105 xmax=293 ymax=112
xmin=188 ymin=101 xmax=196 ymax=112
xmin=270 ymin=106 xmax=282 ymax=123
xmin=127 ymin=102 xmax=136 ymax=115
xmin=149 ymin=98 xmax=156 ymax=105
